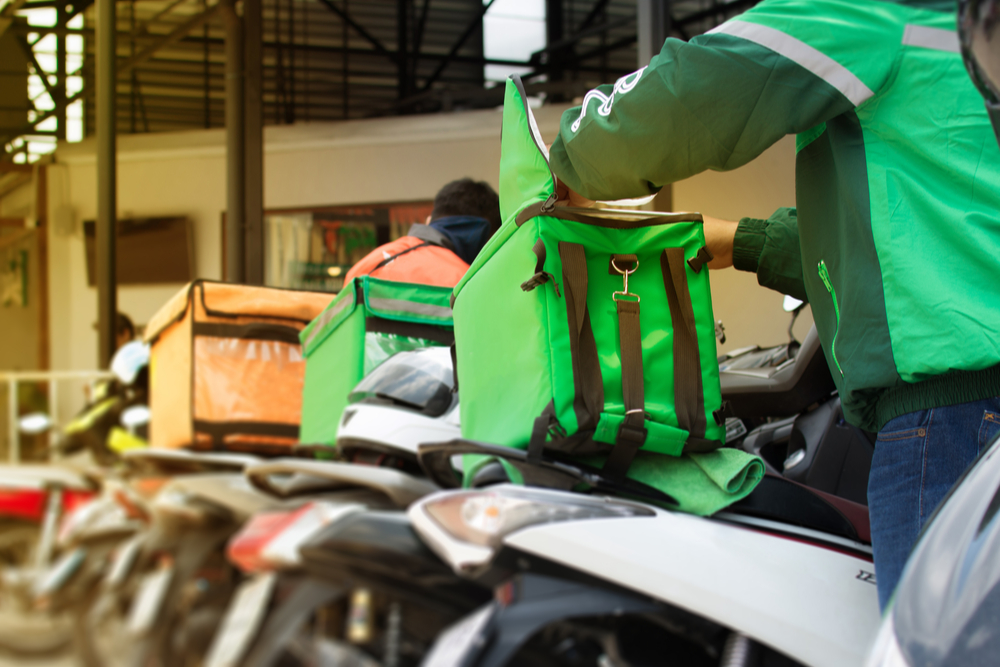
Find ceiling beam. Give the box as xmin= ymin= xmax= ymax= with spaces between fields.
xmin=530 ymin=15 xmax=632 ymax=62
xmin=674 ymin=0 xmax=758 ymax=27
xmin=2 ymin=2 xmax=221 ymax=153
xmin=313 ymin=0 xmax=393 ymax=61
xmin=118 ymin=4 xmax=220 ymax=75
xmin=575 ymin=0 xmax=611 ymax=34
xmin=419 ymin=0 xmax=495 ymax=92
xmin=0 ymin=0 xmax=30 ymax=40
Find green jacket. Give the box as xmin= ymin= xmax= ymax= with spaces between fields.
xmin=549 ymin=0 xmax=1000 ymax=432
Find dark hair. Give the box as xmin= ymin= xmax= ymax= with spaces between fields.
xmin=116 ymin=312 xmax=135 ymax=340
xmin=431 ymin=178 xmax=501 ymax=235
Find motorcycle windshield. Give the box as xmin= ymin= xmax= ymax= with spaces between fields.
xmin=348 ymin=347 xmax=454 ymax=417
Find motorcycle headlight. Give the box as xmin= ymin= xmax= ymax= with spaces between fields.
xmin=408 ymin=484 xmax=654 ymax=575
xmin=865 ymin=611 xmax=910 ymax=667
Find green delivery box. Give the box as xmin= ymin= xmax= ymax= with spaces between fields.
xmin=451 ymin=75 xmax=726 ymax=482
xmin=299 ymin=275 xmax=454 ymax=444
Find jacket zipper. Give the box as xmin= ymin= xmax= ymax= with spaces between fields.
xmin=817 ymin=260 xmax=844 ymax=378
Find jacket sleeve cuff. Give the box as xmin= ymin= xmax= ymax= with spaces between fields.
xmin=733 ymin=217 xmax=767 ymax=274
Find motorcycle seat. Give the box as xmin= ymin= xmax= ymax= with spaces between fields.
xmin=0 ymin=464 xmax=96 ymax=491
xmin=726 ymin=472 xmax=870 ymax=546
xmin=122 ymin=449 xmax=260 ymax=475
xmin=245 ymin=459 xmax=437 ymax=507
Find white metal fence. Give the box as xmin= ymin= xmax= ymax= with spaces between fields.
xmin=0 ymin=370 xmax=113 ymax=464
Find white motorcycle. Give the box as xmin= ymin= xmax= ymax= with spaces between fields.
xmin=407 ymin=322 xmax=880 ymax=667
xmin=410 ymin=439 xmax=878 ymax=667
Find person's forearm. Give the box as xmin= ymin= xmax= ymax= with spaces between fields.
xmin=734 ymin=209 xmax=808 ymax=302
xmin=550 ymin=35 xmax=854 ymax=201
xmin=701 ymin=215 xmax=739 ymax=269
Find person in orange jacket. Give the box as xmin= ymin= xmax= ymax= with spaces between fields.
xmin=344 ymin=178 xmax=500 ymax=288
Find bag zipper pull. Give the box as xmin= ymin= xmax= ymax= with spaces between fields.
xmin=540 ymin=192 xmax=558 ymax=213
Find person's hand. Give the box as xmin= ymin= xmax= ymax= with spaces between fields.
xmin=545 ymin=141 xmax=597 ymax=208
xmin=701 ymin=215 xmax=739 ymax=269
xmin=554 ymin=179 xmax=596 ymax=208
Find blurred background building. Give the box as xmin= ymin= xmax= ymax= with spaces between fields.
xmin=0 ymin=0 xmax=810 ymax=460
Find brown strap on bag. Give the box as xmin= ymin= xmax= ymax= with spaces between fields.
xmin=604 ymin=254 xmax=648 ymax=482
xmin=661 ymin=248 xmax=709 ymax=442
xmin=558 ymin=242 xmax=604 ymax=433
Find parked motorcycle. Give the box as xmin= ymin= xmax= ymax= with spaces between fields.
xmin=721 ymin=322 xmax=873 ymax=506
xmin=0 ymin=461 xmax=97 ymax=656
xmin=0 ymin=341 xmax=151 ymax=657
xmin=402 ymin=321 xmax=880 ymax=667
xmin=73 ymin=449 xmax=267 ymax=667
xmin=411 ymin=438 xmax=876 ymax=667
xmin=203 ymin=346 xmax=492 ymax=667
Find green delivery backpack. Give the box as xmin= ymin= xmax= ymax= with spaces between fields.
xmin=451 ymin=76 xmax=726 ymax=480
xmin=299 ymin=276 xmax=454 ymax=445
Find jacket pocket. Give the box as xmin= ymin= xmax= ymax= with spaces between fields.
xmin=979 ymin=411 xmax=1000 ymax=452
xmin=817 ymin=260 xmax=844 ymax=378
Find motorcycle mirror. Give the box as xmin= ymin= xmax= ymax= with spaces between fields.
xmin=783 ymin=295 xmax=804 ymax=312
xmin=120 ymin=405 xmax=151 ymax=431
xmin=19 ymin=412 xmax=53 ymax=435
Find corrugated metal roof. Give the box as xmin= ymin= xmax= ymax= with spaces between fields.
xmin=3 ymin=0 xmax=758 ymax=157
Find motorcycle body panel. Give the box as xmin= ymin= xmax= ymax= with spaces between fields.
xmin=0 ymin=465 xmax=96 ymax=523
xmin=503 ymin=509 xmax=880 ymax=667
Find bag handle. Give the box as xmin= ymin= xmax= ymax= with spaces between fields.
xmin=516 ymin=201 xmax=703 ymax=229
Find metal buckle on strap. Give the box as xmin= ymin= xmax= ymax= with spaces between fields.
xmin=611 ymin=256 xmax=640 ymax=303
xmin=520 ymin=271 xmax=561 ymax=296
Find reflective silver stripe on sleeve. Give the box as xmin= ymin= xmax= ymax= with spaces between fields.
xmin=901 ymin=25 xmax=959 ymax=54
xmin=708 ymin=20 xmax=874 ymax=107
xmin=367 ymin=297 xmax=452 ymax=320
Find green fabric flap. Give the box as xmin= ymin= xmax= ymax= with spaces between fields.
xmin=582 ymin=448 xmax=764 ymax=516
xmin=455 ymin=76 xmax=555 ymax=302
xmin=460 ymin=453 xmax=526 ymax=488
xmin=461 ymin=448 xmax=762 ymax=517
xmin=688 ymin=449 xmax=762 ymax=495
xmin=622 ymin=449 xmax=763 ymax=516
xmin=362 ymin=276 xmax=454 ymax=326
xmin=593 ymin=412 xmax=688 ymax=458
xmin=498 ymin=76 xmax=556 ymax=228
xmin=301 ymin=281 xmax=358 ymax=356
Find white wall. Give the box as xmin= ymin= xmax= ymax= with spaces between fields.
xmin=44 ymin=104 xmax=804 ymax=372
xmin=0 ymin=169 xmax=43 ymax=373
xmin=674 ymin=136 xmax=813 ymax=353
xmin=46 ymin=105 xmax=549 ymax=372
xmin=49 ymin=132 xmax=229 ymax=371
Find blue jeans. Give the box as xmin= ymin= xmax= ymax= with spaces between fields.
xmin=868 ymin=397 xmax=1000 ymax=610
